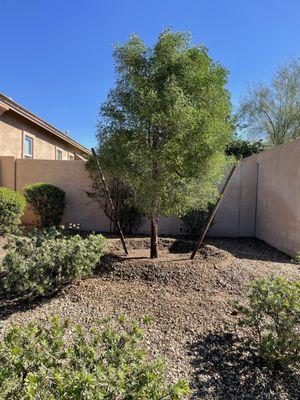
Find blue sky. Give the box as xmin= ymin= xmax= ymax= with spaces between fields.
xmin=1 ymin=0 xmax=299 ymax=148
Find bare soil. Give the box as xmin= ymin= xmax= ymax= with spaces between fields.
xmin=0 ymin=236 xmax=299 ymax=399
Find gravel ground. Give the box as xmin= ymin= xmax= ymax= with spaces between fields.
xmin=0 ymin=236 xmax=299 ymax=399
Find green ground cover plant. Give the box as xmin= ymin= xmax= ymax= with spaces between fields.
xmin=0 ymin=228 xmax=106 ymax=298
xmin=0 ymin=187 xmax=26 ymax=234
xmin=235 ymin=275 xmax=300 ymax=371
xmin=0 ymin=315 xmax=189 ymax=400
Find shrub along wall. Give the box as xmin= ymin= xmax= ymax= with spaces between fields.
xmin=0 ymin=187 xmax=26 ymax=234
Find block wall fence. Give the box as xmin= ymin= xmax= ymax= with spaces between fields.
xmin=1 ymin=137 xmax=300 ymax=256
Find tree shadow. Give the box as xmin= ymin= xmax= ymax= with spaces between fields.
xmin=188 ymin=331 xmax=299 ymax=399
xmin=169 ymin=240 xmax=195 ymax=254
xmin=0 ymin=291 xmax=58 ymax=321
xmin=95 ymin=253 xmax=123 ymax=274
xmin=207 ymin=238 xmax=293 ymax=263
xmin=169 ymin=237 xmax=293 ymax=264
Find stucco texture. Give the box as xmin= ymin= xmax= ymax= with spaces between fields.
xmin=212 ymin=138 xmax=300 ymax=256
xmin=0 ymin=110 xmax=87 ymax=160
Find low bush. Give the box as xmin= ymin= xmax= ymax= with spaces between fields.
xmin=24 ymin=182 xmax=65 ymax=227
xmin=0 ymin=315 xmax=189 ymax=399
xmin=0 ymin=187 xmax=26 ymax=234
xmin=293 ymin=253 xmax=300 ymax=264
xmin=235 ymin=275 xmax=300 ymax=371
xmin=0 ymin=228 xmax=106 ymax=297
xmin=181 ymin=204 xmax=214 ymax=238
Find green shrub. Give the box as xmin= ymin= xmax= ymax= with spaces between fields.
xmin=24 ymin=182 xmax=65 ymax=227
xmin=226 ymin=138 xmax=266 ymax=159
xmin=0 ymin=187 xmax=26 ymax=234
xmin=181 ymin=204 xmax=214 ymax=238
xmin=0 ymin=228 xmax=106 ymax=297
xmin=292 ymin=253 xmax=300 ymax=264
xmin=0 ymin=316 xmax=189 ymax=400
xmin=235 ymin=275 xmax=300 ymax=371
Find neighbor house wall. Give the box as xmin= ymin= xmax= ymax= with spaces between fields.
xmin=0 ymin=110 xmax=86 ymax=160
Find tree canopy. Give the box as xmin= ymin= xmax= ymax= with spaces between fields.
xmin=97 ymin=30 xmax=232 ymax=257
xmin=226 ymin=137 xmax=266 ymax=159
xmin=238 ymin=59 xmax=300 ymax=146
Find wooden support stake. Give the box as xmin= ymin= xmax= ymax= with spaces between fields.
xmin=190 ymin=163 xmax=239 ymax=260
xmin=91 ymin=148 xmax=129 ymax=255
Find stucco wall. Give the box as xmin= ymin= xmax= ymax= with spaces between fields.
xmin=11 ymin=159 xmax=181 ymax=235
xmin=12 ymin=158 xmax=183 ymax=235
xmin=0 ymin=156 xmax=15 ymax=189
xmin=255 ymin=140 xmax=300 ymax=256
xmin=210 ymin=159 xmax=258 ymax=237
xmin=0 ymin=110 xmax=87 ymax=160
xmin=15 ymin=159 xmax=111 ymax=231
xmin=212 ymin=138 xmax=300 ymax=256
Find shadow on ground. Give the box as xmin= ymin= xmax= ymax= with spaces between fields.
xmin=0 ymin=291 xmax=54 ymax=321
xmin=169 ymin=237 xmax=292 ymax=264
xmin=188 ymin=331 xmax=299 ymax=399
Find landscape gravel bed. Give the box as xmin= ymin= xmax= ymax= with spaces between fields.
xmin=0 ymin=236 xmax=299 ymax=399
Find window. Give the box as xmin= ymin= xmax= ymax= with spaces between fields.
xmin=24 ymin=136 xmax=33 ymax=158
xmin=56 ymin=149 xmax=63 ymax=160
xmin=69 ymin=153 xmax=74 ymax=160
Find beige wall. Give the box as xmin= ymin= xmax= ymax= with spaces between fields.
xmin=255 ymin=141 xmax=300 ymax=257
xmin=0 ymin=156 xmax=183 ymax=235
xmin=0 ymin=156 xmax=15 ymax=189
xmin=211 ymin=138 xmax=300 ymax=256
xmin=209 ymin=159 xmax=258 ymax=237
xmin=0 ymin=110 xmax=87 ymax=160
xmin=12 ymin=158 xmax=183 ymax=235
xmin=15 ymin=159 xmax=111 ymax=231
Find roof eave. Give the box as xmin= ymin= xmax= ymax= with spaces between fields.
xmin=0 ymin=94 xmax=92 ymax=156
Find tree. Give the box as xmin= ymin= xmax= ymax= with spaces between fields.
xmin=226 ymin=137 xmax=266 ymax=159
xmin=86 ymin=159 xmax=143 ymax=234
xmin=238 ymin=59 xmax=300 ymax=146
xmin=97 ymin=30 xmax=232 ymax=258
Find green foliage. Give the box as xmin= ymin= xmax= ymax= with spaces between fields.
xmin=24 ymin=182 xmax=66 ymax=227
xmin=181 ymin=204 xmax=214 ymax=238
xmin=0 ymin=228 xmax=106 ymax=297
xmin=97 ymin=29 xmax=232 ymax=219
xmin=0 ymin=316 xmax=189 ymax=399
xmin=292 ymin=253 xmax=300 ymax=264
xmin=238 ymin=58 xmax=300 ymax=146
xmin=0 ymin=187 xmax=26 ymax=234
xmin=226 ymin=138 xmax=266 ymax=159
xmin=86 ymin=159 xmax=143 ymax=234
xmin=235 ymin=275 xmax=300 ymax=371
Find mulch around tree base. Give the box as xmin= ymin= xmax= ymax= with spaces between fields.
xmin=0 ymin=237 xmax=299 ymax=399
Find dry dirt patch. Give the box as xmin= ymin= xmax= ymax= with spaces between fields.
xmin=0 ymin=237 xmax=299 ymax=399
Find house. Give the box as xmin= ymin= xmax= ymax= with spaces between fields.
xmin=0 ymin=93 xmax=91 ymax=160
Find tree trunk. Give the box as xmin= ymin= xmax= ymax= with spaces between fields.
xmin=150 ymin=216 xmax=159 ymax=259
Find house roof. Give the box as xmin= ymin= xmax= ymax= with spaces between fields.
xmin=0 ymin=93 xmax=92 ymax=156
